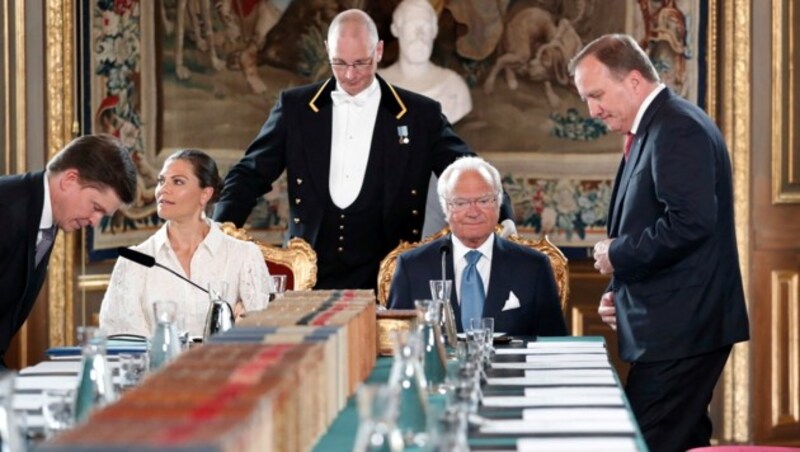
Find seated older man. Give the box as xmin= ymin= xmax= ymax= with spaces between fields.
xmin=388 ymin=157 xmax=567 ymax=336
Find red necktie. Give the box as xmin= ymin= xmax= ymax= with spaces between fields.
xmin=624 ymin=132 xmax=635 ymax=161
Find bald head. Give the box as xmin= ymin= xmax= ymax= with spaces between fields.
xmin=327 ymin=9 xmax=379 ymax=53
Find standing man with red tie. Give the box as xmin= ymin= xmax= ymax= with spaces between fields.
xmin=0 ymin=134 xmax=137 ymax=370
xmin=570 ymin=34 xmax=749 ymax=452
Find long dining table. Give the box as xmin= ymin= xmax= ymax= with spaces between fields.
xmin=313 ymin=336 xmax=649 ymax=451
xmin=11 ymin=336 xmax=647 ymax=451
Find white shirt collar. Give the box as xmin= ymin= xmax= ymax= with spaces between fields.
xmin=630 ymin=83 xmax=666 ymax=134
xmin=40 ymin=172 xmax=54 ymax=230
xmin=153 ymin=218 xmax=224 ymax=257
xmin=333 ymin=77 xmax=380 ymax=105
xmin=451 ymin=233 xmax=495 ymax=263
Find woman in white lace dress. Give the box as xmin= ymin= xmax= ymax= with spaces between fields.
xmin=99 ymin=149 xmax=271 ymax=338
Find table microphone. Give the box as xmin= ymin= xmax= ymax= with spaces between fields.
xmin=117 ymin=247 xmax=209 ymax=295
xmin=439 ymin=243 xmax=450 ymax=282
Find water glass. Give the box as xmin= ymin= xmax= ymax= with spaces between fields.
xmin=149 ymin=300 xmax=181 ymax=370
xmin=446 ymin=362 xmax=481 ymax=415
xmin=41 ymin=388 xmax=75 ymax=438
xmin=118 ymin=353 xmax=149 ymax=390
xmin=428 ymin=280 xmax=452 ymax=301
xmin=270 ymin=274 xmax=287 ymax=300
xmin=175 ymin=313 xmax=190 ymax=350
xmin=427 ymin=404 xmax=469 ymax=451
xmin=480 ymin=317 xmax=496 ymax=361
xmin=353 ymin=383 xmax=404 ymax=452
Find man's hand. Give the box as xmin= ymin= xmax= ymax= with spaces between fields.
xmin=593 ymin=238 xmax=615 ymax=274
xmin=598 ymin=291 xmax=617 ymax=331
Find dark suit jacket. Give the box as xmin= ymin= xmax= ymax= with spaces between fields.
xmin=213 ymin=76 xmax=512 ymax=285
xmin=607 ymin=88 xmax=749 ymax=363
xmin=0 ymin=171 xmax=52 ymax=364
xmin=388 ymin=235 xmax=567 ymax=337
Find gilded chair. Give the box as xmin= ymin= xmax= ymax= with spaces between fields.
xmin=376 ymin=227 xmax=569 ymax=313
xmin=220 ymin=222 xmax=318 ymax=291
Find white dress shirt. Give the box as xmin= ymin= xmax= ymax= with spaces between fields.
xmin=630 ymin=83 xmax=666 ymax=134
xmin=452 ymin=234 xmax=495 ymax=305
xmin=99 ymin=220 xmax=271 ymax=337
xmin=38 ymin=174 xmax=53 ymax=245
xmin=329 ymin=78 xmax=381 ymax=208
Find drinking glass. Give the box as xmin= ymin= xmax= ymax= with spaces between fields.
xmin=149 ymin=300 xmax=181 ymax=370
xmin=427 ymin=404 xmax=469 ymax=451
xmin=353 ymin=384 xmax=404 ymax=452
xmin=41 ymin=388 xmax=75 ymax=438
xmin=445 ymin=362 xmax=480 ymax=415
xmin=480 ymin=317 xmax=496 ymax=361
xmin=118 ymin=352 xmax=149 ymax=391
xmin=270 ymin=274 xmax=287 ymax=300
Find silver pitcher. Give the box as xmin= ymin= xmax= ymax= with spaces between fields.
xmin=203 ymin=282 xmax=235 ymax=341
xmin=203 ymin=299 xmax=235 ymax=340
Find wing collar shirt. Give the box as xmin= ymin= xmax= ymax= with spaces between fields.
xmin=452 ymin=233 xmax=495 ymax=305
xmin=99 ymin=219 xmax=271 ymax=337
xmin=630 ymin=83 xmax=666 ymax=135
xmin=38 ymin=173 xmax=54 ymax=245
xmin=329 ymin=77 xmax=381 ymax=208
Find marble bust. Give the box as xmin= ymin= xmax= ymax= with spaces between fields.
xmin=380 ymin=0 xmax=474 ymax=235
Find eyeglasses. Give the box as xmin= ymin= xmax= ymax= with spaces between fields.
xmin=330 ymin=58 xmax=374 ymax=72
xmin=447 ymin=194 xmax=498 ymax=212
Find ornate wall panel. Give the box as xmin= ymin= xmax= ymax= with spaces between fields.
xmin=772 ymin=0 xmax=800 ymax=203
xmin=715 ymin=0 xmax=751 ymax=443
xmin=770 ymin=271 xmax=800 ymax=428
xmin=45 ymin=0 xmax=75 ymax=348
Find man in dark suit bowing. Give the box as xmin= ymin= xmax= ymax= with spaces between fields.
xmin=213 ymin=9 xmax=515 ymax=290
xmin=0 ymin=134 xmax=137 ymax=369
xmin=570 ymin=34 xmax=749 ymax=452
xmin=387 ymin=157 xmax=566 ymax=337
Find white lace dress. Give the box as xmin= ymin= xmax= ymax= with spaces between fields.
xmin=99 ymin=220 xmax=271 ymax=337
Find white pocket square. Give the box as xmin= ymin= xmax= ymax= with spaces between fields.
xmin=502 ymin=291 xmax=521 ymax=311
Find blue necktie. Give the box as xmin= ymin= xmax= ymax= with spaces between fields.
xmin=460 ymin=250 xmax=485 ymax=331
xmin=35 ymin=226 xmax=56 ymax=267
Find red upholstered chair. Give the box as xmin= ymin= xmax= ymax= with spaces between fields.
xmin=220 ymin=222 xmax=317 ymax=290
xmin=688 ymin=447 xmax=800 ymax=452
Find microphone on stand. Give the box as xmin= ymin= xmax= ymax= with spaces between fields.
xmin=117 ymin=247 xmax=209 ymax=295
xmin=438 ymin=242 xmax=459 ymax=343
xmin=117 ymin=247 xmax=235 ymax=340
xmin=439 ymin=243 xmax=450 ymax=282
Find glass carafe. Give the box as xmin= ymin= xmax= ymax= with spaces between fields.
xmin=148 ymin=300 xmax=181 ymax=371
xmin=74 ymin=327 xmax=115 ymax=424
xmin=352 ymin=384 xmax=404 ymax=452
xmin=429 ymin=280 xmax=457 ymax=353
xmin=387 ymin=330 xmax=428 ymax=446
xmin=415 ymin=299 xmax=448 ymax=392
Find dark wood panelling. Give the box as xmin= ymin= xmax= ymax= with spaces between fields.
xmin=568 ymin=258 xmax=629 ymax=383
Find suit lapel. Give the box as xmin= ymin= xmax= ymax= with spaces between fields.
xmin=607 ymin=160 xmax=626 ymax=236
xmin=608 ymin=88 xmax=671 ymax=233
xmin=609 ymin=139 xmax=638 ymax=227
xmin=302 ymin=79 xmax=335 ymax=203
xmin=377 ymin=76 xmax=412 ymax=216
xmin=482 ymin=237 xmax=509 ymax=320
